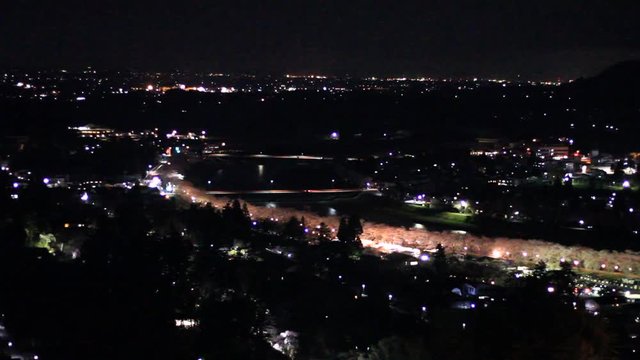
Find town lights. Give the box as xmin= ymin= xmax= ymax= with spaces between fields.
xmin=149 ymin=176 xmax=162 ymax=189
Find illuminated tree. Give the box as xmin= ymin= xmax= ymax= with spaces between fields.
xmin=33 ymin=233 xmax=57 ymax=253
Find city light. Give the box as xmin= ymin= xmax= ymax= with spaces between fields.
xmin=149 ymin=176 xmax=162 ymax=189
xmin=2 ymin=6 xmax=640 ymax=358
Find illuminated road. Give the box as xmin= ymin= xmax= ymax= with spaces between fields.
xmin=205 ymin=188 xmax=376 ymax=195
xmin=204 ymin=153 xmax=362 ymax=161
xmin=205 ymin=153 xmax=334 ymax=160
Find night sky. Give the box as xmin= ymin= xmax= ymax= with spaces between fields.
xmin=1 ymin=0 xmax=639 ymax=79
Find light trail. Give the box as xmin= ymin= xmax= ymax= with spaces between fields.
xmin=205 ymin=153 xmax=334 ymax=161
xmin=205 ymin=188 xmax=376 ymax=195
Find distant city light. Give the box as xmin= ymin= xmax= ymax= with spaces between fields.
xmin=623 ymin=180 xmax=631 ymax=189
xmin=80 ymin=192 xmax=89 ymax=202
xmin=43 ymin=177 xmax=50 ymax=184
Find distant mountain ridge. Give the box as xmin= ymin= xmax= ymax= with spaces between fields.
xmin=565 ymin=59 xmax=640 ymax=102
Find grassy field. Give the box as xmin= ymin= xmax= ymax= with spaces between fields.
xmin=382 ymin=204 xmax=476 ymax=229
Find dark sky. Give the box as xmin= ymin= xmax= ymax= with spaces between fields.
xmin=1 ymin=0 xmax=639 ymax=79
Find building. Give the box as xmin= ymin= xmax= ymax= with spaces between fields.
xmin=535 ymin=145 xmax=569 ymax=160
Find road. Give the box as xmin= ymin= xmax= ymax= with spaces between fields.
xmin=204 ymin=188 xmax=376 ymax=195
xmin=204 ymin=153 xmax=362 ymax=161
xmin=204 ymin=153 xmax=334 ymax=160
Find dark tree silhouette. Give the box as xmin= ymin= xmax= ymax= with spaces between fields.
xmin=433 ymin=243 xmax=447 ymax=274
xmin=316 ymin=222 xmax=332 ymax=242
xmin=283 ymin=216 xmax=305 ymax=239
xmin=337 ymin=217 xmax=355 ymax=243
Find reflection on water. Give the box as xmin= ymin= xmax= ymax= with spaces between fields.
xmin=188 ymin=158 xmax=357 ymax=191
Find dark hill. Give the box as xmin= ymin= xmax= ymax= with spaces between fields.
xmin=563 ymin=59 xmax=640 ymax=103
